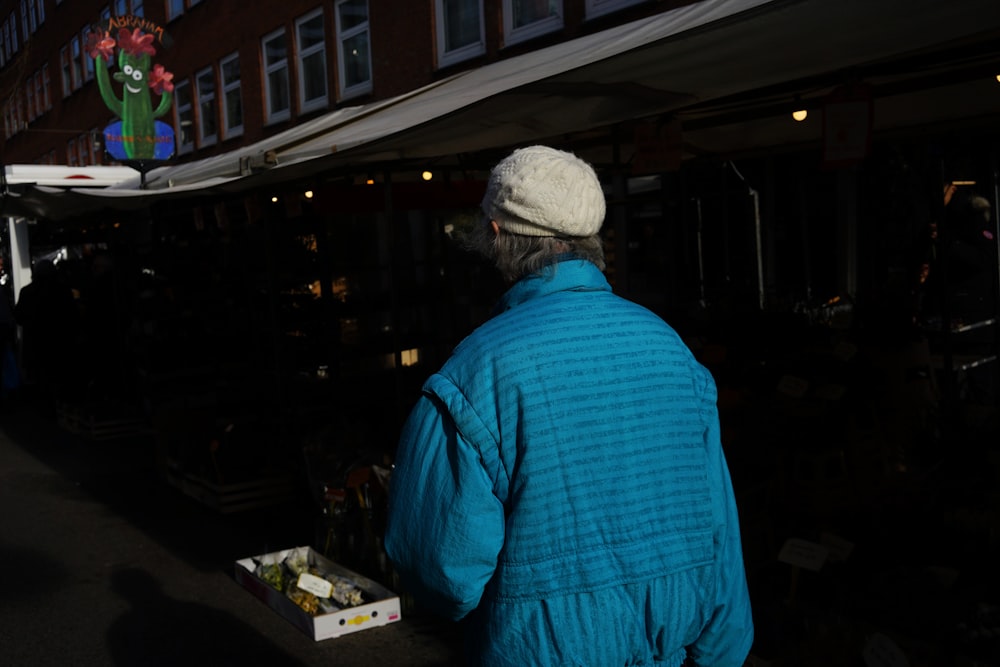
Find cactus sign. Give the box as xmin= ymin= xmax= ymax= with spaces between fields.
xmin=88 ymin=17 xmax=174 ymax=162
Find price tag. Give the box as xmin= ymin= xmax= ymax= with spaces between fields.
xmin=297 ymin=572 xmax=333 ymax=598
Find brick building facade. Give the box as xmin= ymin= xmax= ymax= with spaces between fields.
xmin=0 ymin=0 xmax=694 ymax=166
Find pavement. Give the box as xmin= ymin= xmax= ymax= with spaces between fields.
xmin=3 ymin=388 xmax=1000 ymax=666
xmin=0 ymin=395 xmax=465 ymax=667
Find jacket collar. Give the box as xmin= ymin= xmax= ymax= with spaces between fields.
xmin=495 ymin=258 xmax=611 ymax=313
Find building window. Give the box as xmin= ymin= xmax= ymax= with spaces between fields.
xmin=584 ymin=0 xmax=643 ymax=20
xmin=90 ymin=128 xmax=101 ymax=164
xmin=196 ymin=66 xmax=217 ymax=146
xmin=7 ymin=14 xmax=18 ymax=54
xmin=174 ymin=78 xmax=194 ymax=154
xmin=16 ymin=89 xmax=24 ymax=130
xmin=435 ymin=0 xmax=484 ymax=69
xmin=296 ymin=9 xmax=328 ymax=112
xmin=41 ymin=64 xmax=51 ymax=110
xmin=503 ymin=0 xmax=562 ymax=45
xmin=336 ymin=0 xmax=371 ymax=98
xmin=21 ymin=0 xmax=34 ymax=33
xmin=167 ymin=0 xmax=200 ymax=21
xmin=20 ymin=0 xmax=29 ymax=40
xmin=220 ymin=52 xmax=243 ymax=138
xmin=262 ymin=28 xmax=290 ymax=124
xmin=28 ymin=0 xmax=44 ymax=28
xmin=25 ymin=76 xmax=35 ymax=122
xmin=166 ymin=0 xmax=184 ymax=20
xmin=71 ymin=37 xmax=83 ymax=89
xmin=81 ymin=29 xmax=95 ymax=82
xmin=77 ymin=132 xmax=94 ymax=165
xmin=60 ymin=45 xmax=72 ymax=96
xmin=114 ymin=0 xmax=144 ymax=16
xmin=32 ymin=70 xmax=44 ymax=116
xmin=67 ymin=138 xmax=78 ymax=166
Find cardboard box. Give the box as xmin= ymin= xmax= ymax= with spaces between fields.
xmin=235 ymin=546 xmax=402 ymax=640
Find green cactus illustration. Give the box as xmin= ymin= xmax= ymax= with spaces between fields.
xmin=90 ymin=27 xmax=174 ymax=160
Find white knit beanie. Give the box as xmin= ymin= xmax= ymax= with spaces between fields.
xmin=481 ymin=145 xmax=606 ymax=237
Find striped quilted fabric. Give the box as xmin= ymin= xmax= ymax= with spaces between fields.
xmin=430 ymin=259 xmax=715 ymax=601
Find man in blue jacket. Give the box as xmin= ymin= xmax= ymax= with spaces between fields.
xmin=385 ymin=145 xmax=753 ymax=666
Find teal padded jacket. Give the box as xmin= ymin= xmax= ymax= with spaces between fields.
xmin=385 ymin=259 xmax=753 ymax=666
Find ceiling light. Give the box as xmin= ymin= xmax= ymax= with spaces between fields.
xmin=792 ymin=109 xmax=808 ymax=122
xmin=422 ymin=171 xmax=433 ymax=181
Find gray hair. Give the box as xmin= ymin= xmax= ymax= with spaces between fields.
xmin=462 ymin=218 xmax=606 ymax=283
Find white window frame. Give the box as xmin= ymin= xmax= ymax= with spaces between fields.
xmin=502 ymin=0 xmax=562 ymax=46
xmin=220 ymin=51 xmax=243 ymax=139
xmin=195 ymin=66 xmax=218 ymax=147
xmin=261 ymin=28 xmax=291 ymax=124
xmin=335 ymin=0 xmax=372 ymax=99
xmin=296 ymin=8 xmax=328 ymax=113
xmin=174 ymin=78 xmax=194 ymax=154
xmin=434 ymin=0 xmax=484 ymax=69
xmin=584 ymin=0 xmax=643 ymax=20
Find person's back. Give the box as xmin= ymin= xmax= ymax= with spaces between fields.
xmin=385 ymin=146 xmax=752 ymax=666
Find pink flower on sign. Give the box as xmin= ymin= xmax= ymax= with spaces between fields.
xmin=86 ymin=30 xmax=116 ymax=60
xmin=118 ymin=28 xmax=156 ymax=57
xmin=149 ymin=64 xmax=175 ymax=94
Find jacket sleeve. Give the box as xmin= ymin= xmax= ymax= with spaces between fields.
xmin=384 ymin=390 xmax=505 ymax=621
xmin=687 ymin=392 xmax=755 ymax=666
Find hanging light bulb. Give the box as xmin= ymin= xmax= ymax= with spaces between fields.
xmin=422 ymin=170 xmax=433 ymax=181
xmin=792 ymin=108 xmax=808 ymax=122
